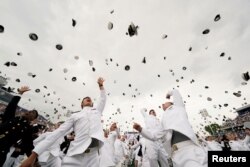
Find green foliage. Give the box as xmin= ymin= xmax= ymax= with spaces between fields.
xmin=205 ymin=123 xmax=220 ymax=135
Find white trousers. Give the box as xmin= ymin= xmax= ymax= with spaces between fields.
xmin=61 ymin=149 xmax=99 ymax=167
xmin=3 ymin=147 xmax=15 ymax=167
xmin=141 ymin=152 xmax=150 ymax=167
xmin=172 ymin=142 xmax=207 ymax=167
xmin=39 ymin=154 xmax=62 ymax=167
xmin=145 ymin=140 xmax=169 ymax=167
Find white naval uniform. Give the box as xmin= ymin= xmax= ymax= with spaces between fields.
xmin=141 ymin=89 xmax=207 ymax=167
xmin=130 ymin=138 xmax=149 ymax=167
xmin=100 ymin=131 xmax=117 ymax=167
xmin=205 ymin=140 xmax=222 ymax=151
xmin=140 ymin=109 xmax=169 ymax=167
xmin=242 ymin=135 xmax=250 ymax=150
xmin=33 ymin=89 xmax=106 ymax=167
xmin=114 ymin=139 xmax=128 ymax=167
xmin=33 ymin=132 xmax=63 ymax=167
xmin=228 ymin=140 xmax=247 ymax=151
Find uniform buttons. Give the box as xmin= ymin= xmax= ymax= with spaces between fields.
xmin=17 ymin=123 xmax=20 ymax=126
xmin=12 ymin=127 xmax=16 ymax=130
xmin=5 ymin=131 xmax=9 ymax=134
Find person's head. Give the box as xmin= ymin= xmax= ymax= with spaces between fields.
xmin=149 ymin=109 xmax=156 ymax=116
xmin=120 ymin=135 xmax=125 ymax=142
xmin=162 ymin=102 xmax=173 ymax=111
xmin=225 ymin=132 xmax=237 ymax=141
xmin=22 ymin=109 xmax=38 ymax=122
xmin=205 ymin=136 xmax=214 ymax=141
xmin=81 ymin=96 xmax=93 ymax=108
xmin=110 ymin=123 xmax=117 ymax=131
xmin=244 ymin=122 xmax=250 ymax=135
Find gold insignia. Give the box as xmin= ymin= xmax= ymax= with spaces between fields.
xmin=172 ymin=144 xmax=178 ymax=152
xmin=84 ymin=148 xmax=90 ymax=153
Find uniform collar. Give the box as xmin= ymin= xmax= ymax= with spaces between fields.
xmin=166 ymin=105 xmax=173 ymax=111
xmin=82 ymin=106 xmax=92 ymax=110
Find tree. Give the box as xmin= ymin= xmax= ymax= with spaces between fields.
xmin=205 ymin=123 xmax=220 ymax=135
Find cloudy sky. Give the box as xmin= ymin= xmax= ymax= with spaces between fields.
xmin=0 ymin=0 xmax=250 ymax=136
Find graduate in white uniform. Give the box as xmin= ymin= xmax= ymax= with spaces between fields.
xmin=243 ymin=122 xmax=250 ymax=150
xmin=140 ymin=108 xmax=169 ymax=167
xmin=20 ymin=77 xmax=106 ymax=167
xmin=134 ymin=89 xmax=207 ymax=167
xmin=225 ymin=132 xmax=247 ymax=151
xmin=114 ymin=135 xmax=129 ymax=167
xmin=33 ymin=122 xmax=64 ymax=167
xmin=100 ymin=123 xmax=118 ymax=167
xmin=130 ymin=135 xmax=149 ymax=167
xmin=204 ymin=136 xmax=222 ymax=151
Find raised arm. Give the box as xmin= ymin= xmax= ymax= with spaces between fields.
xmin=140 ymin=108 xmax=147 ymax=118
xmin=166 ymin=89 xmax=184 ymax=107
xmin=33 ymin=132 xmax=48 ymax=146
xmin=96 ymin=77 xmax=106 ymax=113
xmin=20 ymin=116 xmax=77 ymax=167
xmin=2 ymin=86 xmax=30 ymax=123
xmin=133 ymin=123 xmax=165 ymax=141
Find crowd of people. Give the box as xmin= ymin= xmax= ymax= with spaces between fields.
xmin=0 ymin=77 xmax=250 ymax=167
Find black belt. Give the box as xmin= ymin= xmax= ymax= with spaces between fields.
xmin=84 ymin=147 xmax=98 ymax=153
xmin=171 ymin=130 xmax=190 ymax=146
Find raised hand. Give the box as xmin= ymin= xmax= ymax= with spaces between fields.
xmin=133 ymin=123 xmax=142 ymax=132
xmin=18 ymin=86 xmax=30 ymax=95
xmin=97 ymin=77 xmax=105 ymax=86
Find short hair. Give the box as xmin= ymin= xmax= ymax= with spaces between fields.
xmin=82 ymin=96 xmax=91 ymax=101
xmin=31 ymin=109 xmax=39 ymax=119
xmin=149 ymin=109 xmax=155 ymax=114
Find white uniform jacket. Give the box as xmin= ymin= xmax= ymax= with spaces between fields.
xmin=141 ymin=89 xmax=199 ymax=155
xmin=33 ymin=132 xmax=64 ymax=162
xmin=205 ymin=140 xmax=222 ymax=151
xmin=243 ymin=135 xmax=250 ymax=150
xmin=33 ymin=90 xmax=106 ymax=156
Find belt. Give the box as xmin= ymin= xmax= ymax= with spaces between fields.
xmin=84 ymin=147 xmax=98 ymax=154
xmin=171 ymin=140 xmax=193 ymax=153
